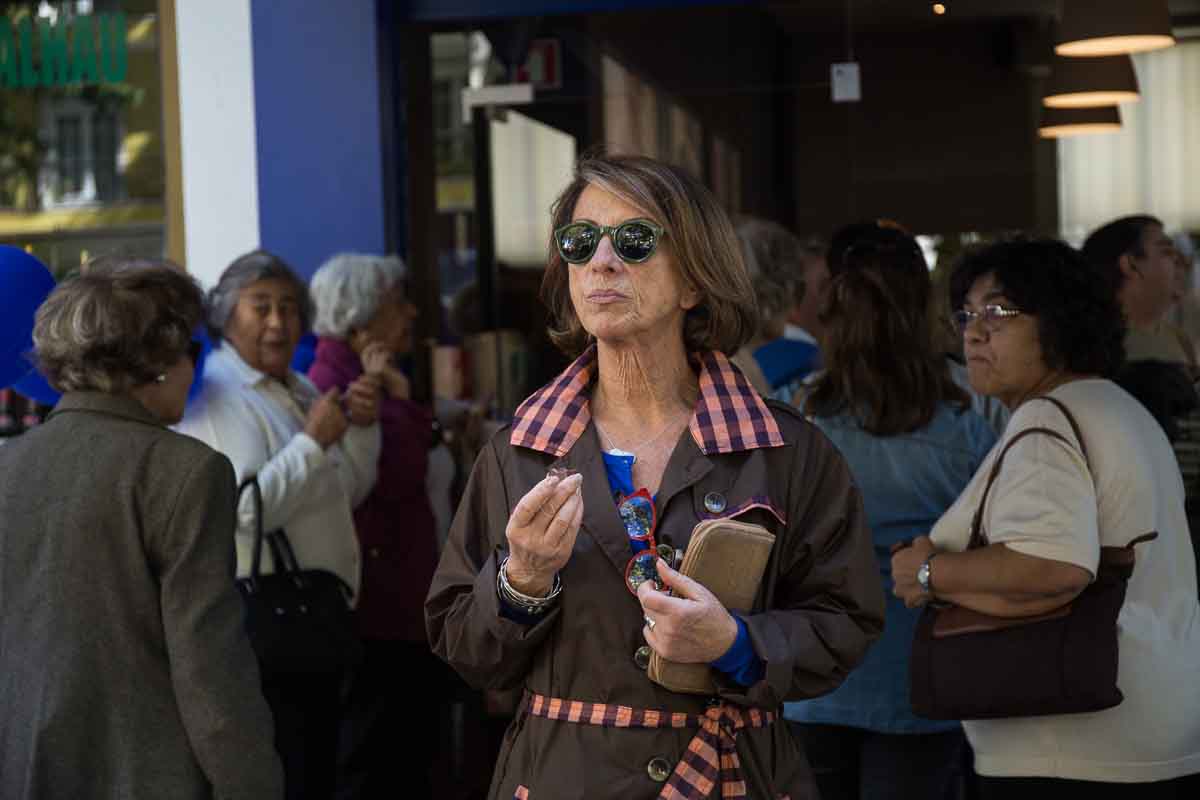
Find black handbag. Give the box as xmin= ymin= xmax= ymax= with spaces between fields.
xmin=909 ymin=396 xmax=1157 ymax=720
xmin=235 ymin=477 xmax=362 ymax=676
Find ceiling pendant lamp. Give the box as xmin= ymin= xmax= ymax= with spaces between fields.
xmin=1044 ymin=54 xmax=1140 ymax=108
xmin=1056 ymin=0 xmax=1175 ymax=57
xmin=1038 ymin=105 xmax=1122 ymax=139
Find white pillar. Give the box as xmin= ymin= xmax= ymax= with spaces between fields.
xmin=173 ymin=0 xmax=260 ymax=287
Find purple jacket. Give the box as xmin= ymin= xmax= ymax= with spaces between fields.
xmin=309 ymin=337 xmax=438 ymax=642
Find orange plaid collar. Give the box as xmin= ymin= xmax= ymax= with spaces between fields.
xmin=510 ymin=344 xmax=785 ymax=457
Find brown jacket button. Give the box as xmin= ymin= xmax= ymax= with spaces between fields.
xmin=646 ymin=756 xmax=672 ymax=782
xmin=633 ymin=645 xmax=651 ymax=670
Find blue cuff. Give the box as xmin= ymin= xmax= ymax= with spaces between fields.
xmin=709 ymin=616 xmax=764 ymax=686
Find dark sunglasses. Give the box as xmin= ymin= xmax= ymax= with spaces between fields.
xmin=554 ymin=218 xmax=665 ymax=265
xmin=187 ymin=340 xmax=204 ymax=365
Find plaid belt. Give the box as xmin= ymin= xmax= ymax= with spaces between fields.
xmin=523 ymin=692 xmax=777 ymax=799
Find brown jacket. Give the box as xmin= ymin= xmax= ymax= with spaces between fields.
xmin=427 ymin=350 xmax=884 ymax=800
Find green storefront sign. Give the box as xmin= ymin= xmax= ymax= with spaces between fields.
xmin=0 ymin=13 xmax=127 ymax=88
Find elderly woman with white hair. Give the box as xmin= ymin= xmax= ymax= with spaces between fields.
xmin=176 ymin=249 xmax=382 ymax=800
xmin=307 ymin=252 xmax=444 ymax=799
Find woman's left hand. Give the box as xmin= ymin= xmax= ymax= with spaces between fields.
xmin=891 ymin=535 xmax=937 ymax=608
xmin=637 ymin=558 xmax=739 ymax=664
xmin=344 ymin=373 xmax=383 ymax=426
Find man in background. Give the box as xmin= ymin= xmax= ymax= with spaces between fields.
xmin=1083 ymin=215 xmax=1195 ymax=373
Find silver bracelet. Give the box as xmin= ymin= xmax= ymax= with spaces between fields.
xmin=498 ymin=556 xmax=562 ymax=614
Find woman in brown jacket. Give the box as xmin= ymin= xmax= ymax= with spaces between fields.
xmin=426 ymin=154 xmax=885 ymax=800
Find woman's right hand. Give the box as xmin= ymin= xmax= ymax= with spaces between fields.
xmin=361 ymin=341 xmax=392 ymax=377
xmin=362 ymin=341 xmax=411 ymax=400
xmin=504 ymin=473 xmax=584 ymax=596
xmin=305 ymin=387 xmax=350 ymax=449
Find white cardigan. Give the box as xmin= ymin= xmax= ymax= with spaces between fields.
xmin=175 ymin=345 xmax=380 ymax=601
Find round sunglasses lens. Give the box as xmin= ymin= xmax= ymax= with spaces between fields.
xmin=626 ymin=550 xmax=661 ymax=594
xmin=558 ymin=223 xmax=598 ymax=263
xmin=615 ymin=223 xmax=656 ymax=261
xmin=619 ymin=495 xmax=655 ymax=540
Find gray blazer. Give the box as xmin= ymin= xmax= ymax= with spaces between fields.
xmin=0 ymin=392 xmax=283 ymax=800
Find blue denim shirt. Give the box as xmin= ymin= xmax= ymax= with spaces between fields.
xmin=785 ymin=402 xmax=997 ymax=733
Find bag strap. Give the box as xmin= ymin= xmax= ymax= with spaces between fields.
xmin=236 ymin=476 xmax=303 ymax=578
xmin=1036 ymin=395 xmax=1090 ymax=463
xmin=268 ymin=529 xmax=304 ymax=575
xmin=968 ymin=396 xmax=1089 ymax=549
xmin=1033 ymin=397 xmax=1160 ymax=555
xmin=237 ymin=477 xmax=268 ymax=578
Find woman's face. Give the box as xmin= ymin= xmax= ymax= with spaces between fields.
xmin=223 ymin=278 xmax=303 ymax=379
xmin=566 ymin=184 xmax=699 ymax=349
xmin=356 ymin=281 xmax=417 ymax=355
xmin=961 ymin=272 xmax=1055 ymax=410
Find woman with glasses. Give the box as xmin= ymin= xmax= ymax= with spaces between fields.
xmin=176 ymin=250 xmax=382 ymax=800
xmin=891 ymin=240 xmax=1200 ymax=797
xmin=427 ymin=154 xmax=885 ymax=799
xmin=785 ymin=232 xmax=996 ymax=800
xmin=0 ymin=261 xmax=283 ymax=799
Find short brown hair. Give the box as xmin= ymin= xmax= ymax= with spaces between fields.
xmin=541 ymin=154 xmax=757 ymax=356
xmin=34 ymin=260 xmax=203 ymax=393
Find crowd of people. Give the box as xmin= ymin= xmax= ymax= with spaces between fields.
xmin=1 ymin=152 xmax=1199 ymax=800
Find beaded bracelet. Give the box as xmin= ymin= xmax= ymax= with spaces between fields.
xmin=498 ymin=556 xmax=562 ymax=615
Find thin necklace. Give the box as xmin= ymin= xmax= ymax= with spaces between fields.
xmin=594 ymin=413 xmax=686 ymax=457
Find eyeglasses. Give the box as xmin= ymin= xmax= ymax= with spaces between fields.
xmin=951 ymin=304 xmax=1023 ymax=335
xmin=187 ymin=340 xmax=204 ymax=365
xmin=554 ymin=218 xmax=665 ymax=265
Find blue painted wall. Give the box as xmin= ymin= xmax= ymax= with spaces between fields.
xmin=250 ymin=0 xmax=386 ymax=280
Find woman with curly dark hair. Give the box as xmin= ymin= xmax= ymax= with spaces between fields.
xmin=892 ymin=240 xmax=1200 ymax=797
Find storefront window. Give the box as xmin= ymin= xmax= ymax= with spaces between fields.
xmin=0 ymin=0 xmax=165 ymax=277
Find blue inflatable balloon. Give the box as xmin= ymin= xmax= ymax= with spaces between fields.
xmin=291 ymin=332 xmax=317 ymax=375
xmin=0 ymin=246 xmax=56 ymax=389
xmin=11 ymin=368 xmax=61 ymax=407
xmin=187 ymin=329 xmax=214 ymax=404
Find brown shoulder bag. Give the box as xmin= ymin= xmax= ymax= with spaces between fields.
xmin=908 ymin=396 xmax=1157 ymax=720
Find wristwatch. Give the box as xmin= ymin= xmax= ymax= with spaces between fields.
xmin=916 ymin=554 xmax=938 ymax=594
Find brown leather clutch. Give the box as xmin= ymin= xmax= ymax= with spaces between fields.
xmin=646 ymin=519 xmax=775 ymax=695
